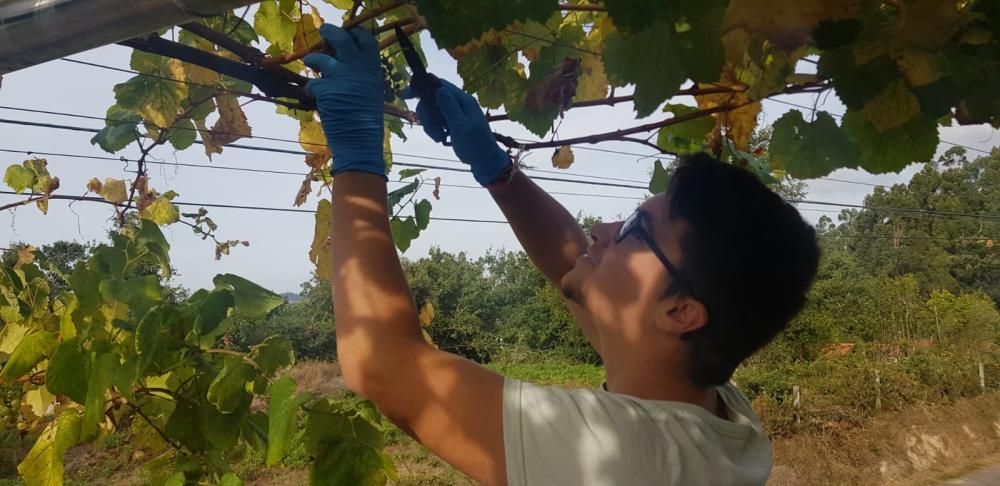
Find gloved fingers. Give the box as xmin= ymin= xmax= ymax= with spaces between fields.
xmin=436 ymin=87 xmax=469 ymax=128
xmin=456 ymin=87 xmax=482 ymax=119
xmin=437 ymin=80 xmax=479 ymax=118
xmin=416 ymin=103 xmax=447 ymax=142
xmin=319 ymin=24 xmax=361 ymax=62
xmin=304 ymin=53 xmax=339 ymax=78
xmin=402 ymin=86 xmax=418 ymax=99
xmin=348 ymin=27 xmax=380 ymax=57
xmin=304 ymin=78 xmax=324 ymax=97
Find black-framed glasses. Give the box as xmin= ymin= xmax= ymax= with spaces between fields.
xmin=615 ymin=210 xmax=690 ymax=295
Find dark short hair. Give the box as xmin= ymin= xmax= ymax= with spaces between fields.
xmin=665 ymin=153 xmax=819 ymax=387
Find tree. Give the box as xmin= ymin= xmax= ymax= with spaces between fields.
xmin=824 ymin=148 xmax=1000 ymax=304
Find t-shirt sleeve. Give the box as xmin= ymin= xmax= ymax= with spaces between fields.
xmin=503 ymin=378 xmax=646 ymax=486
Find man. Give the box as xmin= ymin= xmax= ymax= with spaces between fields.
xmin=304 ymin=24 xmax=819 ymax=486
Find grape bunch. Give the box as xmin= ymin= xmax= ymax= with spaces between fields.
xmin=381 ymin=53 xmax=407 ymax=104
xmin=0 ymin=386 xmax=20 ymax=429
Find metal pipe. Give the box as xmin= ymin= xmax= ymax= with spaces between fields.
xmin=0 ymin=0 xmax=260 ymax=75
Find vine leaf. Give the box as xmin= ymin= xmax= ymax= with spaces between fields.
xmin=81 ymin=348 xmax=118 ymax=439
xmin=266 ymin=376 xmax=308 ymax=465
xmin=46 ymin=338 xmax=89 ymax=403
xmin=414 ymin=199 xmax=432 ymax=231
xmin=648 ymin=160 xmax=670 ymax=194
xmin=255 ymin=0 xmax=298 ymax=53
xmin=251 ymin=336 xmax=295 ymax=376
xmin=573 ymin=18 xmax=612 ymax=102
xmin=0 ymin=331 xmax=57 ymax=382
xmin=310 ymin=199 xmax=332 ymax=282
xmin=99 ymin=178 xmax=128 ymax=204
xmin=201 ymin=95 xmax=253 ymax=159
xmin=3 ymin=164 xmax=34 ymax=194
xmin=99 ymin=276 xmax=163 ymax=317
xmin=551 ymin=146 xmax=575 ymax=169
xmin=769 ymin=110 xmax=859 ymax=179
xmin=213 ymin=274 xmax=284 ymax=317
xmin=603 ymin=19 xmax=685 ymax=117
xmin=300 ymin=120 xmax=332 ymax=170
xmin=694 ymin=67 xmax=759 ymax=151
xmin=208 ymin=356 xmax=255 ymax=414
xmin=140 ymin=195 xmax=181 ymax=225
xmin=415 ymin=0 xmax=558 ymax=48
xmin=656 ymin=104 xmax=715 ymax=154
xmin=723 ymin=0 xmax=859 ymax=51
xmin=116 ymin=52 xmax=189 ymax=129
xmin=17 ymin=408 xmax=82 ymax=486
xmin=390 ymin=217 xmax=420 ymax=252
xmin=304 ymin=399 xmax=396 ymax=485
xmin=862 ymin=79 xmax=921 ymax=132
xmin=842 ymin=110 xmax=938 ymax=174
xmin=418 ymin=302 xmax=435 ymax=327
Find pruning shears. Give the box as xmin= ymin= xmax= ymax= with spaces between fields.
xmin=394 ymin=25 xmax=451 ymax=146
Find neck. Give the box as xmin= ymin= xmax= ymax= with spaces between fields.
xmin=603 ymin=344 xmax=720 ymax=415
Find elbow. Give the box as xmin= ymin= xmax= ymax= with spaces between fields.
xmin=336 ymin=336 xmax=423 ymax=403
xmin=336 ymin=343 xmax=380 ymax=400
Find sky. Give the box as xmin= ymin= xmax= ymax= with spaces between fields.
xmin=1 ymin=6 xmax=998 ymax=294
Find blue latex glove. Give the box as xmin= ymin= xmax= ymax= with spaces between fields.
xmin=304 ymin=25 xmax=385 ymax=177
xmin=408 ymin=80 xmax=511 ymax=186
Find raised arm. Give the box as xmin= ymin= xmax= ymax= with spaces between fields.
xmin=409 ymin=82 xmax=589 ymax=285
xmin=489 ymin=171 xmax=589 ymax=286
xmin=305 ymin=25 xmax=506 ymax=484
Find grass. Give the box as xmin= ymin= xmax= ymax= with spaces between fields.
xmin=486 ymin=360 xmax=605 ymax=388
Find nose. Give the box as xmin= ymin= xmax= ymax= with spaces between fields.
xmin=589 ymin=221 xmax=621 ymax=247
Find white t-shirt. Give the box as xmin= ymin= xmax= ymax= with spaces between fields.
xmin=503 ymin=379 xmax=772 ymax=486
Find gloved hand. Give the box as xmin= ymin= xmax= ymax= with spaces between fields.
xmin=409 ymin=80 xmax=512 ymax=186
xmin=304 ymin=25 xmax=385 ymax=177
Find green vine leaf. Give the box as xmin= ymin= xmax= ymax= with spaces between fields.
xmin=769 ymin=110 xmax=860 ymax=179
xmin=656 ymin=104 xmax=716 ymax=154
xmin=416 ymin=0 xmax=558 ymax=48
xmin=0 ymin=331 xmax=57 ymax=382
xmin=207 ymin=356 xmax=256 ymax=414
xmin=842 ymin=110 xmax=938 ymax=174
xmin=4 ymin=164 xmax=35 ymax=194
xmin=213 ymin=274 xmax=284 ymax=317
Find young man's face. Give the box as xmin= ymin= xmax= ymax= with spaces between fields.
xmin=560 ymin=193 xmax=689 ymax=340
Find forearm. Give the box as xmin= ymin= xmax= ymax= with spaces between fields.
xmin=329 ymin=172 xmax=425 ymax=392
xmin=491 ymin=171 xmax=589 ymax=285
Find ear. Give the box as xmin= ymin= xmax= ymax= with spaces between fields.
xmin=653 ymin=295 xmax=707 ymax=335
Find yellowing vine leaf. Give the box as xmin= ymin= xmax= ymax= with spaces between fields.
xmin=17 ymin=408 xmax=82 ymax=486
xmin=3 ymin=164 xmax=34 ymax=194
xmin=116 ymin=54 xmax=189 ymax=129
xmin=695 ymin=67 xmax=759 ymax=151
xmin=862 ymin=80 xmax=921 ymax=132
xmin=294 ymin=174 xmax=313 ymax=207
xmin=100 ymin=178 xmax=128 ymax=204
xmin=201 ymin=95 xmax=252 ymax=159
xmin=723 ymin=0 xmax=859 ymax=51
xmin=310 ymin=199 xmax=332 ymax=281
xmin=294 ymin=12 xmax=323 ymax=54
xmin=86 ymin=178 xmax=102 ymax=194
xmin=140 ymin=196 xmax=180 ymax=225
xmin=551 ymin=146 xmax=575 ymax=169
xmin=418 ymin=302 xmax=435 ymax=327
xmin=299 ymin=120 xmax=332 ymax=170
xmin=573 ymin=17 xmax=612 ymax=102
